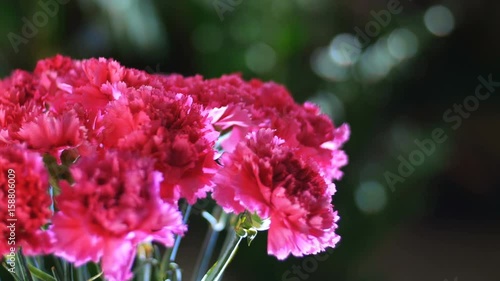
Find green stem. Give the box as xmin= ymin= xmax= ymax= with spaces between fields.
xmin=201 ymin=229 xmax=242 ymax=281
xmin=170 ymin=204 xmax=192 ymax=261
xmin=192 ymin=206 xmax=227 ymax=281
xmin=159 ymin=201 xmax=192 ymax=280
xmin=141 ymin=262 xmax=152 ymax=281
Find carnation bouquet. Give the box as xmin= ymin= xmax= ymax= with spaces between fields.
xmin=0 ymin=55 xmax=349 ymax=281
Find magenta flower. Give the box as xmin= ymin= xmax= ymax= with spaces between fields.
xmin=258 ymin=100 xmax=350 ymax=181
xmin=0 ymin=145 xmax=52 ymax=256
xmin=50 ymin=151 xmax=186 ymax=281
xmin=213 ymin=129 xmax=341 ymax=260
xmin=99 ymin=86 xmax=220 ymax=204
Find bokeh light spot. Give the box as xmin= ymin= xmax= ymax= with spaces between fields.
xmin=245 ymin=43 xmax=277 ymax=74
xmin=357 ymin=39 xmax=395 ymax=82
xmin=387 ymin=28 xmax=419 ymax=60
xmin=355 ymin=181 xmax=387 ymax=214
xmin=329 ymin=33 xmax=362 ymax=66
xmin=424 ymin=5 xmax=455 ymax=37
xmin=311 ymin=48 xmax=350 ymax=81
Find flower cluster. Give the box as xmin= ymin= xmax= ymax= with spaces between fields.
xmin=0 ymin=55 xmax=349 ymax=280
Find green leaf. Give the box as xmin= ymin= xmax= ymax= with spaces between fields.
xmin=27 ymin=264 xmax=57 ymax=281
xmin=17 ymin=249 xmax=34 ymax=281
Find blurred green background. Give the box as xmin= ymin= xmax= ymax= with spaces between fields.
xmin=1 ymin=0 xmax=499 ymax=280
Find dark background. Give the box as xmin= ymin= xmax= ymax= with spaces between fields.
xmin=1 ymin=0 xmax=499 ymax=280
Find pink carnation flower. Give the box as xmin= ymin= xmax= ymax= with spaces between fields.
xmin=0 ymin=73 xmax=86 ymax=160
xmin=50 ymin=151 xmax=186 ymax=281
xmin=213 ymin=129 xmax=341 ymax=260
xmin=156 ymin=73 xmax=260 ymax=152
xmin=16 ymin=110 xmax=87 ymax=159
xmin=99 ymin=86 xmax=219 ymax=204
xmin=156 ymin=73 xmax=258 ymax=109
xmin=0 ymin=70 xmax=40 ymax=106
xmin=0 ymin=99 xmax=44 ymax=145
xmin=0 ymin=145 xmax=52 ymax=256
xmin=0 ymin=69 xmax=46 ymax=147
xmin=290 ymin=102 xmax=350 ymax=180
xmin=263 ymin=101 xmax=350 ymax=181
xmin=33 ymin=56 xmax=162 ymax=137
